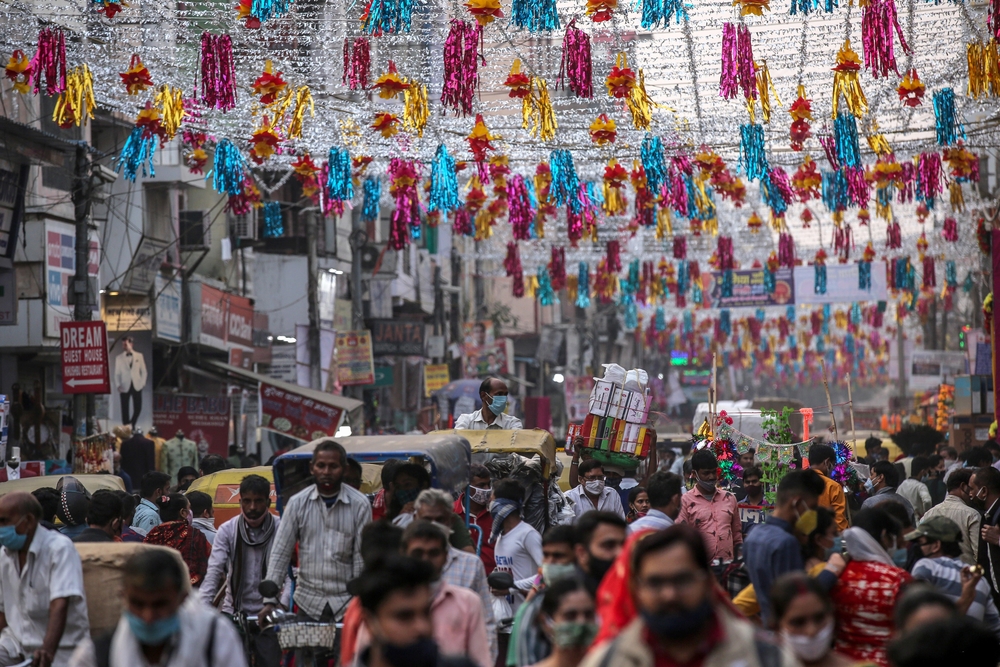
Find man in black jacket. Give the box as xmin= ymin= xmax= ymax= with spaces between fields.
xmin=972 ymin=466 xmax=1000 ymax=607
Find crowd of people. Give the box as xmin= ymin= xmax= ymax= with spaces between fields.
xmin=1 ymin=378 xmax=1000 ymax=667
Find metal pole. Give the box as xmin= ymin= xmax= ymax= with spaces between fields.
xmin=349 ymin=208 xmax=366 ymax=332
xmin=821 ymin=360 xmax=838 ymax=440
xmin=71 ymin=144 xmax=93 ymax=437
xmin=846 ymin=372 xmax=857 ymax=446
xmin=305 ymin=210 xmax=321 ymax=390
xmin=897 ymin=313 xmax=907 ymax=402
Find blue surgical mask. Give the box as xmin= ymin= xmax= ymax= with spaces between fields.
xmin=125 ymin=610 xmax=181 ymax=646
xmin=0 ymin=517 xmax=27 ymax=551
xmin=486 ymin=394 xmax=508 ymax=415
xmin=891 ymin=548 xmax=909 ymax=568
xmin=864 ymin=478 xmax=875 ymax=494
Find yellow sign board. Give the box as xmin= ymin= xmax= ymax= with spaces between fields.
xmin=424 ymin=363 xmax=450 ymax=397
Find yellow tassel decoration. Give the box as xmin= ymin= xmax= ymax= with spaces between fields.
xmin=950 ymin=181 xmax=965 ymax=212
xmin=525 ymin=275 xmax=539 ymax=299
xmin=153 ymin=85 xmax=186 ymax=141
xmin=602 ymin=158 xmax=628 ymax=216
xmin=866 ymin=121 xmax=892 ymax=157
xmin=831 ymin=40 xmax=868 ymax=118
xmin=474 ymin=209 xmax=492 ymax=241
xmin=53 ymin=65 xmax=95 ymax=129
xmin=967 ymin=40 xmax=1000 ymax=98
xmin=521 ymin=78 xmax=558 ymax=141
xmin=627 ymin=69 xmax=654 ymax=130
xmin=286 ymin=86 xmax=314 ymax=140
xmin=403 ymin=81 xmax=429 ymax=137
xmin=655 ymin=208 xmax=672 ymax=239
xmin=534 ymin=213 xmax=545 ymax=239
xmin=753 ymin=60 xmax=781 ymax=124
xmin=566 ymin=274 xmax=578 ymax=303
xmin=876 ymin=198 xmax=893 ymax=223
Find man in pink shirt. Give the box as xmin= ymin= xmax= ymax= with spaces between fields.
xmin=677 ymin=449 xmax=742 ymax=580
xmin=355 ymin=520 xmax=491 ymax=667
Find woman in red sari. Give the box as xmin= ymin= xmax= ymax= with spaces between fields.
xmin=143 ymin=492 xmax=212 ymax=587
xmin=831 ymin=506 xmax=911 ymax=667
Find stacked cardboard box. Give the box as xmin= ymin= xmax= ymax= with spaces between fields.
xmin=579 ymin=374 xmax=652 ymax=458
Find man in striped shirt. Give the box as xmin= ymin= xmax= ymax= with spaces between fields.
xmin=908 ymin=515 xmax=1000 ymax=637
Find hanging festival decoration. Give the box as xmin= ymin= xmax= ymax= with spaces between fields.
xmin=119 ymin=54 xmax=153 ymax=95
xmin=511 ymin=0 xmax=558 ymax=31
xmin=252 ymin=61 xmax=287 ymax=105
xmin=504 ymin=60 xmax=532 ymax=98
xmin=916 ymin=152 xmax=943 ymax=206
xmin=897 ymin=68 xmax=925 ymax=106
xmin=752 ymin=60 xmax=780 ymax=123
xmin=373 ymin=61 xmax=410 ymax=99
xmin=342 ymin=38 xmax=371 ymax=90
xmin=586 ymin=0 xmax=616 ymax=22
xmin=250 ymin=0 xmax=293 ymax=25
xmin=388 ymin=158 xmax=420 ymax=249
xmin=465 ymin=0 xmax=503 ymax=25
xmin=559 ymin=21 xmax=592 ymax=98
xmin=792 ymin=155 xmax=821 ymax=200
xmin=52 ymin=65 xmax=95 ymax=128
xmin=362 ymin=0 xmax=414 ymax=34
xmin=441 ymin=20 xmax=480 ymax=116
xmin=372 ymin=111 xmax=401 ymax=138
xmin=942 ymin=216 xmax=958 ymax=242
xmin=739 ymin=124 xmax=769 ymax=181
xmin=602 ymin=159 xmax=628 ymax=216
xmin=607 ymin=52 xmax=654 ymax=130
xmin=747 ymin=210 xmax=764 ymax=233
xmin=507 ymin=174 xmax=534 ymax=239
xmin=834 ymin=113 xmax=861 ymax=168
xmin=641 ymin=0 xmax=689 ymax=28
xmin=152 ymin=85 xmax=185 ymax=141
xmin=428 ymin=144 xmax=460 ymax=214
xmin=521 ymin=77 xmax=558 ymax=140
xmin=249 ymin=116 xmax=281 ymax=163
xmin=968 ymin=40 xmax=1000 ymax=99
xmin=537 ymin=267 xmax=557 ymax=305
xmin=933 ymin=88 xmax=963 ymax=146
xmin=262 ymin=201 xmax=284 ymax=237
xmin=403 ymin=80 xmax=429 ymax=136
xmin=116 ymin=125 xmax=157 ymax=182
xmin=31 ymin=28 xmax=66 ymax=95
xmin=860 ymin=0 xmax=909 ymax=78
xmin=720 ymin=23 xmax=755 ymax=102
xmin=576 ymin=262 xmax=591 ymax=307
xmin=814 ymin=248 xmax=828 ymax=294
xmin=549 ymin=247 xmax=567 ymax=291
xmin=504 ymin=243 xmax=524 ymax=297
xmin=831 ymin=40 xmax=867 ymax=118
xmin=550 ymin=149 xmax=581 ymax=212
xmin=922 ymin=255 xmax=936 ymax=288
xmin=211 ymin=138 xmax=246 ymax=195
xmin=778 ymin=232 xmax=795 ymax=268
xmin=4 ymin=50 xmax=31 ymax=94
xmin=362 ymin=177 xmax=381 ymax=223
xmin=326 ymin=146 xmax=354 ymax=204
xmin=292 ymin=153 xmax=321 ymax=202
xmin=641 ymin=134 xmax=666 ymax=195
xmin=200 ymin=33 xmax=237 ymax=111
xmin=788 ymin=85 xmax=813 ymax=150
xmin=589 ymin=114 xmax=617 ymax=145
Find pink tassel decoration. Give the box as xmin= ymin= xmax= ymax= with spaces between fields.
xmin=992 ymin=0 xmax=1000 ymax=40
xmin=453 ymin=207 xmax=472 ymax=236
xmin=606 ymin=240 xmax=622 ymax=273
xmin=549 ymin=247 xmax=567 ymax=291
xmin=819 ymin=136 xmax=840 ymax=170
xmin=720 ymin=23 xmax=738 ymax=99
xmin=778 ymin=232 xmax=795 ymax=268
xmin=922 ymin=256 xmax=936 ymax=288
xmin=689 ymin=261 xmax=701 ymax=281
xmin=388 ymin=159 xmax=421 ymax=250
xmin=942 ymin=217 xmax=958 ymax=242
xmin=567 ymin=208 xmax=583 ymax=246
xmin=897 ymin=161 xmax=915 ymax=203
xmin=737 ymin=25 xmax=757 ymax=103
xmin=342 ymin=37 xmax=371 ymax=90
xmin=200 ymin=33 xmax=237 ymax=111
xmin=559 ymin=20 xmax=593 ymax=99
xmin=441 ymin=20 xmax=481 ymax=116
xmin=673 ymin=235 xmax=687 ymax=260
xmin=861 ymin=0 xmax=910 ymax=79
xmin=716 ymin=236 xmax=734 ymax=270
xmin=666 ymin=165 xmax=688 ymax=216
xmin=886 ymin=221 xmax=902 ymax=249
xmin=508 ymin=175 xmax=533 ymax=240
xmin=504 ymin=243 xmax=525 ymax=297
xmin=917 ymin=152 xmax=943 ymax=202
xmin=769 ymin=167 xmax=795 ymax=204
xmin=834 ymin=224 xmax=854 ymax=261
xmin=845 ymin=166 xmax=870 ymax=207
xmin=31 ymin=28 xmax=67 ymax=95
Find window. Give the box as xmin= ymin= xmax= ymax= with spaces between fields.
xmin=179 ymin=210 xmax=208 ymax=249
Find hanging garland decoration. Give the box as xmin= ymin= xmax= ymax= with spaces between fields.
xmin=814 ymin=248 xmax=828 ymax=294
xmin=116 ymin=125 xmax=158 ymax=182
xmin=4 ymin=50 xmax=32 ymax=94
xmin=504 ymin=242 xmax=525 ymax=297
xmin=211 ymin=138 xmax=246 ymax=195
xmin=641 ymin=0 xmax=689 ymax=29
xmin=263 ymin=201 xmax=284 ymax=237
xmin=576 ymin=262 xmax=591 ymax=307
xmin=831 ymin=40 xmax=868 ymax=118
xmin=720 ymin=23 xmax=756 ymax=102
xmin=200 ymin=33 xmax=237 ymax=111
xmin=441 ymin=20 xmax=480 ymax=116
xmin=251 ymin=0 xmax=293 ymax=25
xmin=558 ymin=22 xmax=592 ymax=98
xmin=537 ymin=266 xmax=557 ymax=305
xmin=388 ymin=158 xmax=421 ymax=249
xmin=52 ymin=65 xmax=95 ymax=128
xmin=834 ymin=113 xmax=861 ymax=168
xmin=549 ymin=246 xmax=567 ymax=291
xmin=119 ymin=54 xmax=153 ymax=95
xmin=326 ymin=146 xmax=354 ymax=204
xmin=362 ymin=0 xmax=415 ymax=35
xmin=361 ymin=177 xmax=381 ymax=224
xmin=739 ymin=123 xmax=769 ymax=181
xmin=933 ymin=88 xmax=963 ymax=146
xmin=860 ymin=0 xmax=910 ymax=79
xmin=897 ymin=68 xmax=924 ymax=106
xmin=511 ymin=0 xmax=559 ymax=32
xmin=31 ymin=28 xmax=66 ymax=95
xmin=342 ymin=38 xmax=371 ymax=90
xmin=788 ymin=85 xmax=813 ymax=150
xmin=429 ymin=144 xmax=460 ymax=214
xmin=606 ymin=52 xmax=654 ymax=130
xmin=292 ymin=153 xmax=322 ymax=202
xmin=967 ymin=40 xmax=1000 ymax=99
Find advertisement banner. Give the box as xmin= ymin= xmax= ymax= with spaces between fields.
xmin=462 ymin=338 xmax=513 ymax=378
xmin=370 ymin=319 xmax=425 ymax=356
xmin=564 ymin=375 xmax=595 ymax=422
xmin=154 ymin=273 xmax=182 ymax=343
xmin=108 ymin=330 xmax=153 ymax=433
xmin=60 ymin=321 xmax=111 ymax=394
xmin=198 ymin=283 xmax=254 ymax=350
xmin=102 ymin=294 xmax=151 ymax=331
xmin=45 ymin=220 xmax=99 ymax=336
xmin=792 ymin=261 xmax=888 ymax=304
xmin=709 ymin=268 xmax=795 ymax=308
xmin=152 ymin=394 xmax=231 ymax=458
xmin=335 ymin=330 xmax=376 ymax=386
xmin=424 ymin=363 xmax=450 ymax=397
xmin=259 ymin=382 xmax=344 ymax=441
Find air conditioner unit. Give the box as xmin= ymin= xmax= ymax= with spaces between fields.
xmin=179 ymin=210 xmax=209 ymax=250
xmin=229 ymin=209 xmax=258 ymax=241
xmin=359 ymin=243 xmax=397 ymax=275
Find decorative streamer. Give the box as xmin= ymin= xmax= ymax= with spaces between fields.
xmin=764 ymin=267 xmax=776 ymax=293
xmin=923 ymin=256 xmax=936 ymax=289
xmin=861 ymin=0 xmax=910 ymax=78
xmin=778 ymin=232 xmax=795 ymax=268
xmin=251 ymin=0 xmax=293 ymax=24
xmin=946 ymin=260 xmax=957 ymax=288
xmin=52 ymin=65 xmax=95 ymax=128
xmin=673 ymin=235 xmax=687 ymax=260
xmin=508 ymin=175 xmax=534 ymax=239
xmin=326 ymin=147 xmax=354 ymax=203
xmin=558 ymin=22 xmax=592 ymax=98
xmin=362 ymin=177 xmax=381 ymax=223
xmin=550 ymin=149 xmax=581 ymax=212
xmin=549 ymin=247 xmax=567 ymax=291
xmin=642 ymin=0 xmax=689 ymax=29
xmin=641 ymin=134 xmax=667 ymax=195
xmin=576 ymin=262 xmax=591 ymax=308
xmin=263 ymin=201 xmax=284 ymax=238
xmin=886 ymin=221 xmax=902 ymax=249
xmin=752 ymin=60 xmax=780 ymax=123
xmin=739 ymin=124 xmax=769 ymax=181
xmin=429 ymin=144 xmax=459 ymax=214
xmin=521 ymin=78 xmax=558 ymax=140
xmin=942 ymin=216 xmax=958 ymax=242
xmin=120 ymin=54 xmax=153 ymax=95
xmin=388 ymin=159 xmax=421 ymax=249
xmin=362 ymin=0 xmax=415 ymax=34
xmin=933 ymin=88 xmax=963 ymax=146
xmin=343 ymin=38 xmax=371 ymax=90
xmin=512 ymin=0 xmax=560 ymax=32
xmin=967 ymin=40 xmax=1000 ymax=99
xmin=504 ymin=243 xmax=525 ymax=297
xmin=831 ymin=40 xmax=868 ymax=118
xmin=115 ymin=126 xmax=157 ymax=182
xmin=916 ymin=152 xmax=943 ymax=206
xmin=814 ymin=256 xmax=828 ymax=295
xmin=602 ymin=159 xmax=628 ymax=216
xmin=720 ymin=270 xmax=734 ymax=298
xmin=537 ymin=268 xmax=557 ymax=305
xmin=721 ymin=24 xmax=756 ymax=102
xmin=30 ymin=28 xmax=66 ymax=95
xmin=834 ymin=113 xmax=861 ymax=168
xmin=441 ymin=20 xmax=480 ymax=116
xmin=211 ymin=138 xmax=245 ymax=195
xmin=845 ymin=166 xmax=870 ymax=208
xmin=200 ymin=33 xmax=237 ymax=111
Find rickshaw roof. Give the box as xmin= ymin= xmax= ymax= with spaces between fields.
xmin=436 ymin=429 xmax=557 ymax=476
xmin=279 ymin=433 xmax=471 ymax=493
xmin=0 ymin=474 xmax=125 ymax=497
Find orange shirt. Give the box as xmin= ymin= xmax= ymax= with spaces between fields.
xmin=818 ymin=469 xmax=849 ymax=532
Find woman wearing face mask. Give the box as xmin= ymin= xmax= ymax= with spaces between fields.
xmin=627 ymin=487 xmax=649 ymax=523
xmin=388 ymin=463 xmax=432 ymax=528
xmin=772 ymin=573 xmax=856 ymax=667
xmin=830 ymin=507 xmax=912 ymax=667
xmin=143 ymin=493 xmax=212 ymax=588
xmin=528 ymin=577 xmax=598 ymax=667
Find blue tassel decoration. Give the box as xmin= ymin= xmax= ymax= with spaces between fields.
xmin=721 ymin=270 xmax=733 ymax=298
xmin=764 ymin=269 xmax=776 ymax=294
xmin=786 ymin=305 xmax=795 ymax=323
xmin=963 ymin=271 xmax=974 ymax=293
xmin=586 ymin=181 xmax=604 ymax=207
xmin=263 ymin=201 xmax=284 ymax=238
xmin=761 ymin=171 xmax=788 ymax=217
xmin=683 ymin=311 xmax=693 ymax=335
xmin=362 ymin=178 xmax=381 ymax=223
xmin=624 ymin=302 xmax=638 ymax=331
xmin=739 ymin=124 xmax=769 ymax=181
xmin=576 ymin=262 xmax=590 ymax=308
xmin=933 ymin=88 xmax=963 ymax=146
xmin=815 ymin=264 xmax=827 ymax=295
xmin=859 ymin=261 xmax=871 ymax=290
xmin=251 ymin=0 xmax=293 ymax=23
xmin=834 ymin=113 xmax=861 ymax=169
xmin=876 ymin=185 xmax=892 ymax=210
xmin=851 ymin=302 xmax=862 ymax=325
xmin=211 ymin=139 xmax=245 ymax=196
xmin=362 ymin=0 xmax=414 ymax=34
xmin=789 ymin=0 xmax=815 ymax=15
xmin=946 ymin=260 xmax=957 ymax=288
xmin=525 ymin=179 xmax=538 ymax=210
xmin=822 ymin=0 xmax=838 ymax=11
xmin=677 ymin=261 xmax=688 ymax=294
xmin=720 ymin=310 xmax=731 ymax=336
xmin=822 ymin=304 xmax=831 ymax=331
xmin=538 ymin=267 xmax=557 ymax=306
xmin=641 ymin=0 xmax=689 ymax=28
xmin=550 ymin=150 xmax=581 ymax=212
xmin=326 ymin=147 xmax=354 ymax=203
xmin=116 ymin=126 xmax=158 ymax=182
xmin=756 ymin=308 xmax=766 ymax=322
xmin=821 ymin=170 xmax=848 ymax=212
xmin=693 ymin=283 xmax=703 ymax=305
xmin=845 ymin=334 xmax=855 ymax=355
xmin=655 ymin=307 xmax=666 ymax=332
xmin=641 ymin=134 xmax=667 ymax=194
xmin=429 ymin=144 xmax=459 ymax=213
xmin=817 ymin=336 xmax=825 ymax=354
xmin=512 ymin=0 xmax=560 ymax=32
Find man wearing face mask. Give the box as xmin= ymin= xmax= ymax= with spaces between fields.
xmin=581 ymin=525 xmax=798 ymax=667
xmin=491 ymin=479 xmax=544 ymax=614
xmin=69 ymin=549 xmax=245 ymax=667
xmin=972 ymin=466 xmax=1000 ymax=608
xmin=677 ymin=448 xmax=743 ymax=579
xmin=921 ymin=468 xmax=982 ymax=565
xmin=455 ymin=465 xmax=496 ymax=573
xmin=808 ymin=444 xmax=849 ymax=532
xmin=743 ymin=470 xmax=846 ymax=625
xmin=455 ymin=377 xmax=523 ymax=431
xmin=0 ymin=492 xmax=91 ymax=667
xmin=564 ymin=460 xmax=626 ymax=521
xmin=353 ymin=555 xmax=479 ymax=667
xmin=573 ymin=511 xmax=626 ymax=588
xmin=628 ymin=472 xmax=682 ymax=535
xmin=861 ymin=460 xmax=915 ymax=524
xmin=355 ymin=522 xmax=491 ymax=667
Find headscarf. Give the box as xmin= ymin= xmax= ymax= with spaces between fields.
xmin=229 ymin=512 xmax=276 ymax=611
xmin=144 ymin=520 xmax=212 ymax=586
xmin=489 ymin=498 xmax=521 ymax=543
xmin=842 ymin=526 xmax=895 ymax=567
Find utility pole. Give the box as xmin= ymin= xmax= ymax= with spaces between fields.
xmin=305 ymin=209 xmax=321 ymax=390
xmin=897 ymin=315 xmax=907 ymax=402
xmin=71 ymin=144 xmax=93 ymax=437
xmin=348 ymin=207 xmax=367 ymax=332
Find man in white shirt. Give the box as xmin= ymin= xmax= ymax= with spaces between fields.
xmin=490 ymin=480 xmax=542 ymax=613
xmin=454 ymin=377 xmax=523 ymax=430
xmin=0 ymin=492 xmax=90 ymax=667
xmin=565 ymin=459 xmax=626 ymax=521
xmin=69 ymin=549 xmax=246 ymax=667
xmin=628 ymin=471 xmax=683 ymax=534
xmin=898 ymin=455 xmax=934 ymax=520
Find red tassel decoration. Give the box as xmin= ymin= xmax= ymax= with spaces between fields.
xmin=388 ymin=159 xmax=421 ymax=250
xmin=989 ymin=0 xmax=1000 ymax=40
xmin=689 ymin=260 xmax=701 ymax=281
xmin=559 ymin=20 xmax=592 ymax=99
xmin=453 ymin=207 xmax=472 ymax=236
xmin=716 ymin=236 xmax=734 ymax=270
xmin=861 ymin=0 xmax=910 ymax=79
xmin=922 ymin=256 xmax=936 ymax=288
xmin=778 ymin=232 xmax=795 ymax=268
xmin=549 ymin=247 xmax=567 ymax=291
xmin=505 ymin=243 xmax=524 ymax=297
xmin=441 ymin=20 xmax=481 ymax=116
xmin=342 ymin=38 xmax=371 ymax=90
xmin=606 ymin=240 xmax=622 ymax=273
xmin=200 ymin=32 xmax=237 ymax=111
xmin=834 ymin=224 xmax=854 ymax=262
xmin=942 ymin=217 xmax=958 ymax=242
xmin=886 ymin=221 xmax=902 ymax=249
xmin=673 ymin=235 xmax=687 ymax=260
xmin=31 ymin=28 xmax=66 ymax=95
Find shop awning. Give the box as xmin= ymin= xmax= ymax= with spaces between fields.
xmin=198 ymin=360 xmax=364 ymax=434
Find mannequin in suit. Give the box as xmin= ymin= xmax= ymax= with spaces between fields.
xmin=114 ymin=335 xmax=147 ymax=429
xmin=0 ymin=447 xmax=37 ymax=481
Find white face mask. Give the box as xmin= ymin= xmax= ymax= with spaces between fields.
xmin=584 ymin=479 xmax=605 ymax=495
xmin=470 ymin=486 xmax=492 ymax=505
xmin=782 ymin=620 xmax=834 ymax=663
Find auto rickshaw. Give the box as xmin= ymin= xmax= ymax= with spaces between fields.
xmin=0 ymin=473 xmax=125 ymax=499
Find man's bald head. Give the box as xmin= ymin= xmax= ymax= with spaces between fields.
xmin=0 ymin=492 xmax=42 ymax=519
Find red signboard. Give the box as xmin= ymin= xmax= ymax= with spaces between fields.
xmin=199 ymin=284 xmax=254 ymax=350
xmin=60 ymin=321 xmax=111 ymax=394
xmin=153 ymin=394 xmax=231 ymax=458
xmin=259 ymin=382 xmax=343 ymax=441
